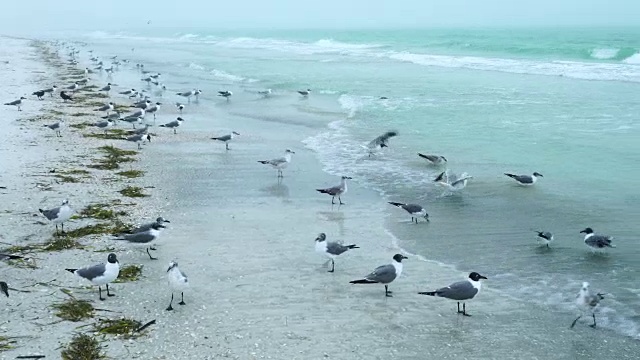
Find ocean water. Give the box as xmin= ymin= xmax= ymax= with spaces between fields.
xmin=69 ymin=27 xmax=639 ymax=340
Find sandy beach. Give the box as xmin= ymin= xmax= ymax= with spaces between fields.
xmin=1 ymin=35 xmax=640 ymax=360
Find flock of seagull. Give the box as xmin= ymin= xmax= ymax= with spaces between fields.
xmin=1 ymin=42 xmax=614 ymax=327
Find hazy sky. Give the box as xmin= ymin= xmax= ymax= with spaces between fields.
xmin=1 ymin=0 xmax=638 ymax=33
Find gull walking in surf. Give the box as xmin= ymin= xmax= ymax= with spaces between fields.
xmin=314 ymin=233 xmax=359 ymax=272
xmin=418 ymin=153 xmax=447 ymax=166
xmin=218 ymin=90 xmax=232 ymax=100
xmin=388 ymin=202 xmax=429 ymax=223
xmin=580 ymin=228 xmax=615 ymax=251
xmin=536 ymin=231 xmax=554 ymax=247
xmin=166 ymin=261 xmax=189 ymax=311
xmin=418 ymin=272 xmax=487 ymax=316
xmin=570 ymin=282 xmax=606 ymax=329
xmin=350 ymin=254 xmax=407 ymax=297
xmin=65 ymin=253 xmax=120 ymax=301
xmin=257 ymin=149 xmax=295 ymax=178
xmin=504 ymin=172 xmax=543 ymax=186
xmin=316 ymin=176 xmax=352 ymax=205
xmin=366 ymin=130 xmax=398 ymax=157
xmin=434 ymin=170 xmax=473 ymax=193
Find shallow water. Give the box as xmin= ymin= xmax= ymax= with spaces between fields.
xmin=69 ymin=27 xmax=640 ymax=344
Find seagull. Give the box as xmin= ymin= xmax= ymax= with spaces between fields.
xmin=65 ymin=253 xmax=120 ymax=301
xmin=316 ymin=176 xmax=352 ymax=205
xmin=435 ymin=171 xmax=473 ymax=192
xmin=418 ymin=272 xmax=488 ymax=316
xmin=4 ymin=97 xmax=26 ymax=111
xmin=367 ymin=130 xmax=398 ymax=156
xmin=166 ymin=261 xmax=189 ymax=311
xmin=418 ymin=153 xmax=447 ymax=166
xmin=298 ymin=89 xmax=311 ymax=96
xmin=130 ymin=217 xmax=170 ymax=234
xmin=43 ymin=119 xmax=65 ymax=137
xmin=119 ymin=89 xmax=136 ymax=96
xmin=67 ymin=82 xmax=79 ymax=92
xmin=150 ymin=73 xmax=161 ymax=79
xmin=0 ymin=281 xmax=8 ymax=297
xmin=211 ymin=131 xmax=240 ymax=150
xmin=126 ymin=133 xmax=151 ymax=149
xmin=536 ymin=231 xmax=554 ymax=247
xmin=127 ymin=124 xmax=150 ymax=136
xmin=0 ymin=253 xmax=25 ymax=262
xmin=32 ymin=90 xmax=45 ymax=100
xmin=176 ymin=89 xmax=196 ymax=103
xmin=388 ymin=202 xmax=429 ymax=223
xmin=159 ymin=117 xmax=184 ymax=134
xmin=570 ymin=282 xmax=606 ymax=329
xmin=175 ymin=103 xmax=185 ymax=113
xmin=93 ymin=102 xmax=114 ymax=113
xmin=113 ymin=223 xmax=165 ymax=260
xmin=580 ymin=228 xmax=615 ymax=250
xmin=504 ymin=172 xmax=543 ymax=186
xmin=93 ymin=119 xmax=115 ymax=134
xmin=121 ymin=116 xmax=143 ymax=129
xmin=100 ymin=83 xmax=112 ymax=92
xmin=76 ymin=79 xmax=89 ymax=86
xmin=314 ymin=233 xmax=359 ymax=272
xmin=101 ymin=112 xmax=121 ymax=120
xmin=43 ymin=85 xmax=58 ymax=97
xmin=39 ymin=199 xmax=74 ymax=235
xmin=194 ymin=89 xmax=202 ymax=100
xmin=257 ymin=149 xmax=295 ymax=178
xmin=132 ymin=99 xmax=152 ymax=109
xmin=350 ymin=254 xmax=408 ymax=297
xmin=60 ymin=91 xmax=73 ymax=102
xmin=125 ymin=108 xmax=145 ymax=119
xmin=258 ymin=89 xmax=272 ymax=97
xmin=145 ymin=102 xmax=161 ymax=119
xmin=218 ymin=90 xmax=232 ymax=100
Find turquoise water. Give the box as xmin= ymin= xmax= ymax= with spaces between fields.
xmin=72 ymin=27 xmax=639 ymax=340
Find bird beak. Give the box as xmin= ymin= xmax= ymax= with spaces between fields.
xmin=579 ymin=230 xmax=586 ymax=234
xmin=402 ymin=255 xmax=408 ymax=259
xmin=480 ymin=275 xmax=488 ymax=280
xmin=164 ymin=220 xmax=171 ymax=223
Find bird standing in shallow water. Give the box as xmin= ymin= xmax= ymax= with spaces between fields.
xmin=570 ymin=282 xmax=606 ymax=329
xmin=316 ymin=176 xmax=352 ymax=205
xmin=418 ymin=272 xmax=487 ymax=316
xmin=350 ymin=254 xmax=408 ymax=297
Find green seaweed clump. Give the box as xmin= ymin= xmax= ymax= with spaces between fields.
xmin=43 ymin=236 xmax=83 ymax=251
xmin=88 ymin=146 xmax=137 ymax=171
xmin=0 ymin=336 xmax=16 ymax=351
xmin=55 ymin=221 xmax=131 ymax=240
xmin=116 ymin=170 xmax=145 ymax=178
xmin=70 ymin=122 xmax=93 ymax=129
xmin=52 ymin=298 xmax=95 ymax=321
xmin=54 ymin=174 xmax=81 ymax=183
xmin=79 ymin=203 xmax=127 ymax=220
xmin=114 ymin=264 xmax=143 ymax=283
xmin=71 ymin=112 xmax=92 ymax=117
xmin=61 ymin=334 xmax=105 ymax=360
xmin=83 ymin=129 xmax=129 ymax=140
xmin=119 ymin=186 xmax=149 ymax=198
xmin=94 ymin=318 xmax=142 ymax=339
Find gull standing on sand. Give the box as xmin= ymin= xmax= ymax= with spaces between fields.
xmin=176 ymin=89 xmax=196 ymax=103
xmin=580 ymin=228 xmax=615 ymax=251
xmin=314 ymin=233 xmax=359 ymax=273
xmin=218 ymin=90 xmax=232 ymax=100
xmin=145 ymin=102 xmax=161 ymax=119
xmin=366 ymin=130 xmax=398 ymax=156
xmin=67 ymin=82 xmax=79 ymax=92
xmin=298 ymin=89 xmax=311 ymax=96
xmin=4 ymin=97 xmax=26 ymax=111
xmin=119 ymin=88 xmax=136 ymax=96
xmin=166 ymin=261 xmax=189 ymax=311
xmin=94 ymin=102 xmax=114 ymax=114
xmin=316 ymin=176 xmax=352 ymax=205
xmin=100 ymin=83 xmax=112 ymax=93
xmin=536 ymin=231 xmax=554 ymax=247
xmin=39 ymin=199 xmax=74 ymax=235
xmin=418 ymin=153 xmax=447 ymax=166
xmin=113 ymin=223 xmax=165 ymax=260
xmin=0 ymin=253 xmax=25 ymax=262
xmin=121 ymin=116 xmax=143 ymax=129
xmin=418 ymin=272 xmax=488 ymax=316
xmin=127 ymin=124 xmax=150 ymax=136
xmin=43 ymin=85 xmax=57 ymax=97
xmin=350 ymin=254 xmax=408 ymax=297
xmin=388 ymin=202 xmax=429 ymax=223
xmin=65 ymin=253 xmax=120 ymax=301
xmin=125 ymin=108 xmax=145 ymax=119
xmin=257 ymin=149 xmax=295 ymax=178
xmin=175 ymin=103 xmax=185 ymax=113
xmin=44 ymin=119 xmax=65 ymax=137
xmin=130 ymin=217 xmax=170 ymax=234
xmin=60 ymin=91 xmax=73 ymax=102
xmin=570 ymin=282 xmax=606 ymax=329
xmin=93 ymin=119 xmax=115 ymax=134
xmin=126 ymin=133 xmax=151 ymax=149
xmin=504 ymin=172 xmax=543 ymax=186
xmin=160 ymin=117 xmax=184 ymax=134
xmin=211 ymin=131 xmax=240 ymax=150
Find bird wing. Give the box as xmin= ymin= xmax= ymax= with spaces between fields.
xmin=368 ymin=131 xmax=398 ymax=147
xmin=162 ymin=120 xmax=179 ymax=127
xmin=5 ymin=100 xmax=19 ymax=105
xmin=403 ymin=204 xmax=423 ymax=214
xmin=434 ymin=280 xmax=478 ymax=300
xmin=265 ymin=157 xmax=287 ymax=166
xmin=326 ymin=242 xmax=349 ymax=256
xmin=75 ymin=263 xmax=107 ymax=281
xmin=119 ymin=232 xmax=155 ymax=243
xmin=40 ymin=207 xmax=61 ymax=220
xmin=365 ymin=264 xmax=397 ymax=284
xmin=129 ymin=222 xmax=153 ymax=234
xmin=213 ymin=134 xmax=232 ymax=141
xmin=319 ymin=185 xmax=341 ymax=196
xmin=586 ymin=235 xmax=613 ymax=248
xmin=451 ymin=176 xmax=472 ymax=187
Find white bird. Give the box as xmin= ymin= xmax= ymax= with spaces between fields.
xmin=504 ymin=172 xmax=543 ymax=186
xmin=43 ymin=119 xmax=65 ymax=137
xmin=316 ymin=176 xmax=352 ymax=205
xmin=177 ymin=89 xmax=196 ymax=103
xmin=298 ymin=89 xmax=311 ymax=96
xmin=4 ymin=97 xmax=27 ymax=111
xmin=570 ymin=282 xmax=606 ymax=328
xmin=418 ymin=272 xmax=488 ymax=316
xmin=39 ymin=199 xmax=74 ymax=235
xmin=211 ymin=131 xmax=240 ymax=151
xmin=435 ymin=171 xmax=473 ymax=192
xmin=257 ymin=149 xmax=295 ymax=177
xmin=175 ymin=103 xmax=185 ymax=113
xmin=418 ymin=153 xmax=447 ymax=166
xmin=535 ymin=231 xmax=554 ymax=247
xmin=366 ymin=130 xmax=398 ymax=156
xmin=166 ymin=261 xmax=189 ymax=311
xmin=65 ymin=253 xmax=120 ymax=301
xmin=314 ymin=233 xmax=359 ymax=272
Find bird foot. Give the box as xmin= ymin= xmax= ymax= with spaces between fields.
xmin=457 ymin=311 xmax=472 ymax=317
xmin=107 ymin=293 xmax=116 ymax=297
xmin=178 ymin=301 xmax=186 ymax=306
xmin=149 ymin=256 xmax=158 ymax=260
xmin=99 ymin=297 xmax=106 ymax=301
xmin=166 ymin=305 xmax=173 ymax=311
xmin=327 ymin=269 xmax=335 ymax=273
xmin=589 ymin=324 xmax=596 ymax=328
xmin=385 ymin=293 xmax=393 ymax=297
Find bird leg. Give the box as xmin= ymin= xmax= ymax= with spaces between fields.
xmin=225 ymin=143 xmax=229 ymax=151
xmin=55 ymin=224 xmax=59 ymax=235
xmin=328 ymin=259 xmax=335 ymax=273
xmin=106 ymin=284 xmax=115 ymax=297
xmin=331 ymin=196 xmax=335 ymax=205
xmin=462 ymin=303 xmax=471 ymax=316
xmin=173 ymin=128 xmax=176 ymax=135
xmin=570 ymin=315 xmax=582 ymax=329
xmin=146 ymin=247 xmax=158 ymax=260
xmin=166 ymin=293 xmax=174 ymax=311
xmin=338 ymin=196 xmax=345 ymax=205
xmin=385 ymin=285 xmax=393 ymax=297
xmin=590 ymin=314 xmax=597 ymax=328
xmin=61 ymin=223 xmax=66 ymax=235
xmin=179 ymin=292 xmax=186 ymax=305
xmin=98 ymin=286 xmax=105 ymax=301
